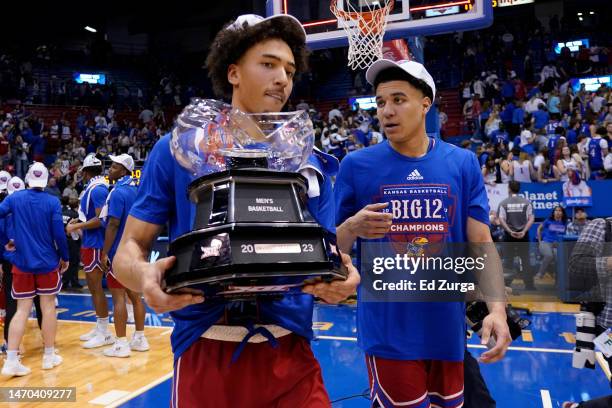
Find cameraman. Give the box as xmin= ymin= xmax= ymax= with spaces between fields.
xmin=566 ymin=217 xmax=612 ymax=408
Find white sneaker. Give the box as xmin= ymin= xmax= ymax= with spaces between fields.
xmin=83 ymin=332 xmax=115 ymax=349
xmin=103 ymin=341 xmax=131 ymax=358
xmin=2 ymin=359 xmax=31 ymax=377
xmin=42 ymin=353 xmax=63 ymax=370
xmin=80 ymin=328 xmax=98 ymax=341
xmin=129 ymin=336 xmax=150 ymax=352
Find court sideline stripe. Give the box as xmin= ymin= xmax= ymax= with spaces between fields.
xmin=104 ymin=372 xmax=173 ymax=408
xmin=540 ymin=389 xmax=553 ymax=408
xmin=315 ymin=335 xmax=574 ymax=353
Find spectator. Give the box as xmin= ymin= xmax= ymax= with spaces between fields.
xmin=328 ymin=104 xmax=343 ymax=123
xmin=588 ymin=127 xmax=609 ymax=179
xmin=533 ymin=104 xmax=550 ymax=131
xmin=566 ymin=207 xmax=589 ymax=237
xmin=557 ymin=146 xmax=580 ymax=181
xmin=536 ymin=205 xmax=568 ymax=279
xmin=498 ymin=180 xmax=536 ymax=290
xmin=12 ymin=134 xmax=29 ymax=179
xmin=45 ymin=177 xmax=61 ymax=198
xmin=481 ymin=156 xmax=498 ymax=186
xmin=0 ymin=131 xmax=10 ymax=166
xmin=604 ymin=149 xmax=612 ymax=178
xmin=138 ymin=108 xmax=154 ymax=124
xmin=511 ymin=100 xmax=525 ymax=137
xmin=61 ymin=196 xmax=82 ymax=289
xmin=62 ymin=180 xmax=79 ymax=200
xmin=513 ymin=149 xmax=534 ymax=183
xmin=547 ymin=89 xmax=561 ymax=120
xmin=484 ymin=107 xmax=501 ymax=140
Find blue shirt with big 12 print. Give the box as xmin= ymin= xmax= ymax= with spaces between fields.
xmin=335 ymin=139 xmax=490 ymax=361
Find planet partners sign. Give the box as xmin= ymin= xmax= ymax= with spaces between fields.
xmin=518 ymin=183 xmax=563 ymax=218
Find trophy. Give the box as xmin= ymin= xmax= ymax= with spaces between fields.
xmin=165 ymin=99 xmax=346 ymax=298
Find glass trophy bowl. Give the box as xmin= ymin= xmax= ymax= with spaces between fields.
xmin=170 ymin=98 xmax=314 ymax=176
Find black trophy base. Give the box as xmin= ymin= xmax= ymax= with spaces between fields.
xmin=165 ymin=224 xmax=345 ymax=299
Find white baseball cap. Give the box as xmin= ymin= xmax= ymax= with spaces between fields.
xmin=227 ymin=14 xmax=306 ymax=42
xmin=366 ymin=59 xmax=436 ymax=100
xmin=26 ymin=162 xmax=49 ymax=189
xmin=109 ymin=153 xmax=135 ymax=172
xmin=7 ymin=176 xmax=25 ymax=195
xmin=0 ymin=170 xmax=11 ymax=191
xmin=81 ymin=153 xmax=102 ymax=170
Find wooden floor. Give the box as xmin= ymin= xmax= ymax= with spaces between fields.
xmin=0 ymin=320 xmax=173 ymax=407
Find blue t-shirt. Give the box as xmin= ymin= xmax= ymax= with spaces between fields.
xmin=129 ymin=135 xmax=338 ymax=360
xmin=106 ymin=176 xmax=138 ymax=260
xmin=512 ymin=107 xmax=525 ymax=125
xmin=533 ymin=110 xmax=549 ymax=130
xmin=545 ymin=121 xmax=559 ymax=136
xmin=547 ymin=135 xmax=561 ymax=163
xmin=500 ymin=103 xmax=515 ymax=123
xmin=547 ymin=96 xmax=560 ymax=114
xmin=491 ymin=130 xmax=509 ymax=146
xmin=541 ymin=219 xmax=566 ymax=242
xmin=334 ymin=139 xmax=489 ymax=361
xmin=0 ymin=189 xmax=69 ymax=273
xmin=567 ymin=129 xmax=578 ymax=145
xmin=80 ymin=180 xmax=108 ymax=249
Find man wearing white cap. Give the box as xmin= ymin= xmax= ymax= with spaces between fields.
xmin=99 ymin=154 xmax=148 ymax=358
xmin=113 ymin=13 xmax=358 ymax=407
xmin=334 ymin=60 xmax=511 ymax=407
xmin=0 ymin=162 xmax=68 ymax=376
xmin=7 ymin=177 xmax=25 ymax=195
xmin=0 ymin=170 xmax=11 ymax=198
xmin=66 ymin=153 xmax=113 ymax=348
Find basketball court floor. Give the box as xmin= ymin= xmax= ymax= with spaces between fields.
xmin=1 ymin=290 xmax=610 ymax=407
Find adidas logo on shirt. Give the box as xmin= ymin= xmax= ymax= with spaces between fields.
xmin=406 ymin=169 xmax=424 ymax=181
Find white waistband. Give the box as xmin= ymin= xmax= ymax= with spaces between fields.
xmin=201 ymin=324 xmax=291 ymax=343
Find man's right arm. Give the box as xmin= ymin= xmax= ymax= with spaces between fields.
xmin=113 ymin=216 xmax=203 ymax=313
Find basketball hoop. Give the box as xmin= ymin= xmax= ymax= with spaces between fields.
xmin=330 ymin=0 xmax=395 ymax=70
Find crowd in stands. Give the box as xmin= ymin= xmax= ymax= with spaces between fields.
xmin=461 ymin=74 xmax=611 ymax=183
xmin=0 ymin=104 xmax=172 ymax=199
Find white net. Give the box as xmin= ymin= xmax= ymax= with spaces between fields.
xmin=330 ymin=0 xmax=395 ymax=70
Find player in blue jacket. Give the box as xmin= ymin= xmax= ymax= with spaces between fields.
xmin=100 ymin=154 xmax=149 ymax=358
xmin=112 ymin=14 xmax=359 ymax=407
xmin=335 ymin=60 xmax=511 ymax=408
xmin=0 ymin=162 xmax=69 ymax=377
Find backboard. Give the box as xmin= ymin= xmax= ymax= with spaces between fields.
xmin=266 ymin=0 xmax=493 ymax=50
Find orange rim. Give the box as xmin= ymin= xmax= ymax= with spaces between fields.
xmin=330 ymin=0 xmax=394 ymax=34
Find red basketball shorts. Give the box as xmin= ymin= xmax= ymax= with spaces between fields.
xmin=81 ymin=247 xmax=103 ymax=273
xmin=171 ymin=334 xmax=331 ymax=408
xmin=11 ymin=266 xmax=61 ymax=299
xmin=366 ymin=355 xmax=464 ymax=408
xmin=105 ymin=266 xmax=124 ymax=289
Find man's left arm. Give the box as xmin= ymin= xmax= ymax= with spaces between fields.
xmin=467 ymin=217 xmax=511 ymax=363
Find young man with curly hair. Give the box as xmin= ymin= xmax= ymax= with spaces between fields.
xmin=113 ymin=13 xmax=358 ymax=407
